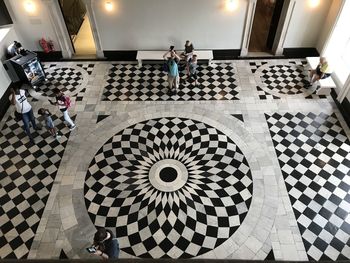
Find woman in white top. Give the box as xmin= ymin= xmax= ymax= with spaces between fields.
xmin=10 ymin=85 xmax=40 ymax=143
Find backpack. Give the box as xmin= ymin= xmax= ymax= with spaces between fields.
xmin=162 ymin=61 xmax=169 ymax=72
xmin=63 ymin=96 xmax=72 ymax=109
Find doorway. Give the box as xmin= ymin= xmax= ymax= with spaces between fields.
xmin=58 ymin=0 xmax=96 ymax=57
xmin=248 ymin=0 xmax=284 ymax=54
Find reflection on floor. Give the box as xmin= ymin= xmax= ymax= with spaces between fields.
xmin=0 ymin=59 xmax=349 ymax=261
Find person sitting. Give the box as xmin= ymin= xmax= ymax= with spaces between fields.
xmin=92 ymin=228 xmax=119 ymax=260
xmin=307 ymin=57 xmax=332 ymax=87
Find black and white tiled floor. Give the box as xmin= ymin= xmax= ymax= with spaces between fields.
xmin=266 ymin=112 xmax=350 ymax=260
xmin=85 ymin=117 xmax=253 ymax=258
xmin=0 ymin=114 xmax=75 ymax=259
xmin=0 ymin=59 xmax=349 ymax=261
xmin=102 ymin=63 xmax=239 ymax=101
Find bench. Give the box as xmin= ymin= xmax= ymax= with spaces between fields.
xmin=306 ymin=57 xmax=337 ymax=95
xmin=136 ymin=50 xmax=213 ymax=67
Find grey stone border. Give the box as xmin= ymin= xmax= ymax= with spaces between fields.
xmin=58 ymin=105 xmax=278 ymax=259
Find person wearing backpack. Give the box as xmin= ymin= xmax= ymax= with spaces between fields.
xmin=49 ymin=88 xmax=76 ymax=131
xmin=163 ymin=49 xmax=180 ymax=95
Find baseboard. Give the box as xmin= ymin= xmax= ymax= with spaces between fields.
xmin=283 ymin=48 xmax=319 ymax=58
xmin=35 ymin=51 xmax=63 ymax=62
xmin=0 ymin=82 xmax=14 ymax=121
xmin=331 ymin=90 xmax=350 ymax=129
xmin=103 ymin=51 xmax=137 ymax=61
xmin=213 ymin=49 xmax=241 ymax=60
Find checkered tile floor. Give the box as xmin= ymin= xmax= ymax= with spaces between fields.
xmin=102 ymin=63 xmax=239 ymax=101
xmin=251 ymin=60 xmax=326 ymax=99
xmin=0 ymin=115 xmax=75 ymax=259
xmin=76 ymin=63 xmax=95 ymax=75
xmin=37 ymin=66 xmax=83 ymax=97
xmin=85 ymin=117 xmax=253 ymax=258
xmin=266 ymin=112 xmax=350 ymax=261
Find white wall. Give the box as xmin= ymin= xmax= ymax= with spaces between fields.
xmin=92 ymin=0 xmax=248 ymax=50
xmin=284 ymin=0 xmax=333 ymax=49
xmin=316 ymin=0 xmax=343 ymax=54
xmin=0 ymin=27 xmax=19 ymax=98
xmin=4 ymin=0 xmax=60 ymax=51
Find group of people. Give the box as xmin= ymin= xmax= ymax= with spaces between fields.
xmin=10 ymin=83 xmax=76 ymax=144
xmin=163 ymin=40 xmax=198 ymax=95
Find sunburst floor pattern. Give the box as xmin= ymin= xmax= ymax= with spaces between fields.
xmin=84 ymin=117 xmax=253 ymax=258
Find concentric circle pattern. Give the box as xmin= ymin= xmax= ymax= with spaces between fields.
xmin=261 ymin=64 xmax=307 ymax=94
xmin=84 ymin=117 xmax=253 ymax=258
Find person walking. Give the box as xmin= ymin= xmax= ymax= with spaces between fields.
xmin=163 ymin=50 xmax=181 ymax=95
xmin=49 ymin=88 xmax=76 ymax=130
xmin=9 ymin=85 xmax=40 ymax=144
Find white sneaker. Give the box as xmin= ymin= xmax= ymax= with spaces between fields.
xmin=69 ymin=125 xmax=76 ymax=131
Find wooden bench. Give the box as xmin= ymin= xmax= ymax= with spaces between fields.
xmin=136 ymin=50 xmax=213 ymax=67
xmin=306 ymin=57 xmax=337 ymax=95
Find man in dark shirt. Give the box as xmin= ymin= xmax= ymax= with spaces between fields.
xmin=92 ymin=228 xmax=120 ymax=259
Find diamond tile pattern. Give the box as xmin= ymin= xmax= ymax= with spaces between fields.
xmin=261 ymin=64 xmax=307 ymax=95
xmin=102 ymin=63 xmax=239 ymax=101
xmin=36 ymin=67 xmax=83 ymax=97
xmin=84 ymin=117 xmax=253 ymax=258
xmin=76 ymin=63 xmax=95 ymax=75
xmin=0 ymin=115 xmax=75 ymax=259
xmin=266 ymin=112 xmax=350 ymax=261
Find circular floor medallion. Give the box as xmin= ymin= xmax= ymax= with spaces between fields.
xmin=84 ymin=117 xmax=253 ymax=258
xmin=159 ymin=167 xmax=177 ymax=182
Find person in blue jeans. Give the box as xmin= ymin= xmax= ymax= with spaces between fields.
xmin=10 ymin=86 xmax=40 ymax=144
xmin=92 ymin=228 xmax=120 ymax=259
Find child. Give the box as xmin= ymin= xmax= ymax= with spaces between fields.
xmin=49 ymin=88 xmax=76 ymax=131
xmin=188 ymin=55 xmax=198 ymax=86
xmin=38 ymin=108 xmax=61 ymax=140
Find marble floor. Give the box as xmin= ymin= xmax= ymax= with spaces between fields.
xmin=0 ymin=59 xmax=349 ymax=261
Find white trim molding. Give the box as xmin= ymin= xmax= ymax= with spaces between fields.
xmin=84 ymin=0 xmax=104 ymax=58
xmin=240 ymin=0 xmax=257 ymax=56
xmin=272 ymin=0 xmax=295 ymax=55
xmin=41 ymin=0 xmax=74 ymax=58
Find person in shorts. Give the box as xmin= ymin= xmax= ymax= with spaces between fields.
xmin=187 ymin=54 xmax=198 ymax=86
xmin=38 ymin=108 xmax=61 ymax=140
xmin=308 ymin=57 xmax=332 ymax=87
xmin=163 ymin=49 xmax=181 ymax=95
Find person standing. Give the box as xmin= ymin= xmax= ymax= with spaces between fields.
xmin=38 ymin=108 xmax=61 ymax=140
xmin=10 ymin=85 xmax=40 ymax=144
xmin=188 ymin=54 xmax=198 ymax=86
xmin=92 ymin=228 xmax=119 ymax=260
xmin=49 ymin=88 xmax=76 ymax=130
xmin=163 ymin=50 xmax=181 ymax=95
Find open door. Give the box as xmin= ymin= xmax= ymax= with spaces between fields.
xmin=248 ymin=0 xmax=284 ymax=54
xmin=58 ymin=0 xmax=96 ymax=57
